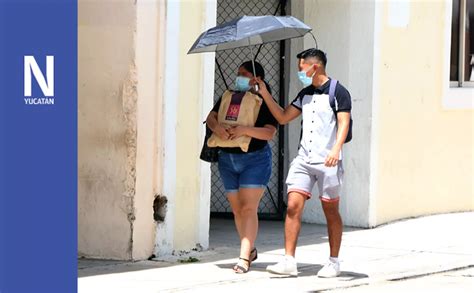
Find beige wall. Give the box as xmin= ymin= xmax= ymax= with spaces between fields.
xmin=78 ymin=0 xmax=168 ymax=260
xmin=79 ymin=0 xmax=215 ymax=260
xmin=293 ymin=0 xmax=472 ymax=227
xmin=374 ymin=0 xmax=474 ymax=224
xmin=78 ymin=0 xmax=138 ymax=259
xmin=133 ymin=0 xmax=164 ymax=260
xmin=173 ymin=0 xmax=205 ymax=250
xmin=164 ymin=0 xmax=215 ymax=252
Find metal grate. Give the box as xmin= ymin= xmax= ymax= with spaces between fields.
xmin=210 ymin=0 xmax=286 ymax=219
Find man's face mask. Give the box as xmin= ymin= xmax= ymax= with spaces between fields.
xmin=297 ymin=64 xmax=315 ymax=87
xmin=235 ymin=76 xmax=251 ymax=92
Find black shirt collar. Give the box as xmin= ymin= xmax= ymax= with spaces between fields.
xmin=311 ymin=78 xmax=331 ymax=94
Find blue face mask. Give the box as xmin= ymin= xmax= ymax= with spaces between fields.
xmin=297 ymin=66 xmax=315 ymax=87
xmin=235 ymin=76 xmax=251 ymax=92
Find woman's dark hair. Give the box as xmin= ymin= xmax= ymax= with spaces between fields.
xmin=240 ymin=60 xmax=272 ymax=95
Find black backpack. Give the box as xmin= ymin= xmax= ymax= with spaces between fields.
xmin=329 ymin=79 xmax=353 ymax=143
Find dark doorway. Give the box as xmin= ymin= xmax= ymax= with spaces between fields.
xmin=210 ymin=0 xmax=288 ymax=220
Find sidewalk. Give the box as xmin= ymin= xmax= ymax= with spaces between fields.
xmin=78 ymin=212 xmax=473 ymax=292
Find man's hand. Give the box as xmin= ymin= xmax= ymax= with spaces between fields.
xmin=325 ymin=147 xmax=340 ymax=167
xmin=214 ymin=124 xmax=230 ymax=140
xmin=249 ymin=77 xmax=301 ymax=125
xmin=228 ymin=126 xmax=248 ymax=140
xmin=250 ymin=77 xmax=269 ymax=96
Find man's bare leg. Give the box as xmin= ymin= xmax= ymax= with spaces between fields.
xmin=321 ymin=200 xmax=342 ymax=257
xmin=266 ymin=191 xmax=306 ymax=276
xmin=284 ymin=192 xmax=307 ymax=256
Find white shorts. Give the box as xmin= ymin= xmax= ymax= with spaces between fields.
xmin=286 ymin=155 xmax=344 ymax=202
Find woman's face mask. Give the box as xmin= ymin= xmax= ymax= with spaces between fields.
xmin=235 ymin=76 xmax=251 ymax=92
xmin=297 ymin=64 xmax=315 ymax=87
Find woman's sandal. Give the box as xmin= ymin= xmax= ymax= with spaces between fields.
xmin=233 ymin=248 xmax=258 ymax=273
xmin=233 ymin=257 xmax=250 ymax=274
xmin=250 ymin=247 xmax=258 ymax=262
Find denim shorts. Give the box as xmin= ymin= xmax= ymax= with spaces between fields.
xmin=218 ymin=144 xmax=272 ymax=193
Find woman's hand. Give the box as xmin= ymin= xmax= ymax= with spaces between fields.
xmin=228 ymin=126 xmax=248 ymax=140
xmin=250 ymin=77 xmax=269 ymax=96
xmin=214 ymin=124 xmax=230 ymax=140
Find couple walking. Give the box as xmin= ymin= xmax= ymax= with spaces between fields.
xmin=206 ymin=48 xmax=352 ymax=277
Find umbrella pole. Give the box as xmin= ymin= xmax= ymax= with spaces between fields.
xmin=249 ymin=45 xmax=259 ymax=91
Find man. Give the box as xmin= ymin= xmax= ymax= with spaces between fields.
xmin=251 ymin=48 xmax=352 ymax=277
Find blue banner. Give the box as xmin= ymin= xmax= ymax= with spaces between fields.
xmin=0 ymin=0 xmax=78 ymax=292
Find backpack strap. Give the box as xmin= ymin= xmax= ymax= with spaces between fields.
xmin=329 ymin=79 xmax=353 ymax=143
xmin=329 ymin=79 xmax=338 ymax=111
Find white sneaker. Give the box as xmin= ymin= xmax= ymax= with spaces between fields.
xmin=317 ymin=260 xmax=341 ymax=278
xmin=266 ymin=256 xmax=298 ymax=276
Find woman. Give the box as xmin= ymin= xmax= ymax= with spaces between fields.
xmin=206 ymin=61 xmax=278 ymax=273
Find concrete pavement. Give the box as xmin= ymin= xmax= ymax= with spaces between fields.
xmin=78 ymin=212 xmax=473 ymax=292
xmin=323 ymin=267 xmax=474 ymax=293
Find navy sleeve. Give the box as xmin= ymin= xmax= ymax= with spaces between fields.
xmin=290 ymin=96 xmax=302 ymax=110
xmin=335 ymin=84 xmax=352 ymax=113
xmin=291 ymin=86 xmax=314 ymax=111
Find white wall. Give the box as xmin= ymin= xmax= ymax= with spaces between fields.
xmin=155 ymin=0 xmax=216 ymax=256
xmin=287 ymin=0 xmax=376 ymax=227
xmin=155 ymin=0 xmax=180 ymax=256
xmin=198 ymin=0 xmax=217 ymax=250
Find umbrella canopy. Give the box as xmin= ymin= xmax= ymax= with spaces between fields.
xmin=188 ymin=15 xmax=311 ymax=54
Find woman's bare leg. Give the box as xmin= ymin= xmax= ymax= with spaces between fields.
xmin=237 ymin=188 xmax=264 ymax=260
xmin=227 ymin=192 xmax=242 ymax=239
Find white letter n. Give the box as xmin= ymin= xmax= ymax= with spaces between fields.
xmin=24 ymin=56 xmax=54 ymax=97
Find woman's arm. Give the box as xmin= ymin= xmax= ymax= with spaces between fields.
xmin=227 ymin=124 xmax=276 ymax=141
xmin=206 ymin=111 xmax=230 ymax=140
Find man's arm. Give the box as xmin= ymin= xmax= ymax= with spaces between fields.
xmin=251 ymin=77 xmax=301 ymax=125
xmin=324 ymin=112 xmax=350 ymax=167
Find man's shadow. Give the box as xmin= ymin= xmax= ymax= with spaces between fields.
xmin=216 ymin=262 xmax=368 ymax=281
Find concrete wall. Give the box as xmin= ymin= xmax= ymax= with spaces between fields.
xmin=78 ymin=0 xmax=217 ymax=260
xmin=133 ymin=0 xmax=165 ymax=260
xmin=373 ymin=0 xmax=474 ymax=225
xmin=155 ymin=0 xmax=216 ymax=255
xmin=79 ymin=0 xmax=472 ymax=258
xmin=78 ymin=0 xmax=138 ymax=259
xmin=291 ymin=0 xmax=472 ymax=227
xmin=290 ymin=0 xmax=376 ymax=227
xmin=173 ymin=0 xmax=215 ymax=252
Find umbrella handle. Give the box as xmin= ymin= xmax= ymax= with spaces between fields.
xmin=250 ymin=46 xmax=259 ymax=92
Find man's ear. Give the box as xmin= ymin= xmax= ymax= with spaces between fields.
xmin=313 ymin=63 xmax=321 ymax=73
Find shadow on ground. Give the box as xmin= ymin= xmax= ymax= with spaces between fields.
xmin=78 ymin=218 xmax=362 ymax=278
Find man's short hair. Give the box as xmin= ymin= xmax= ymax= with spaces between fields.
xmin=296 ymin=48 xmax=327 ymax=67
